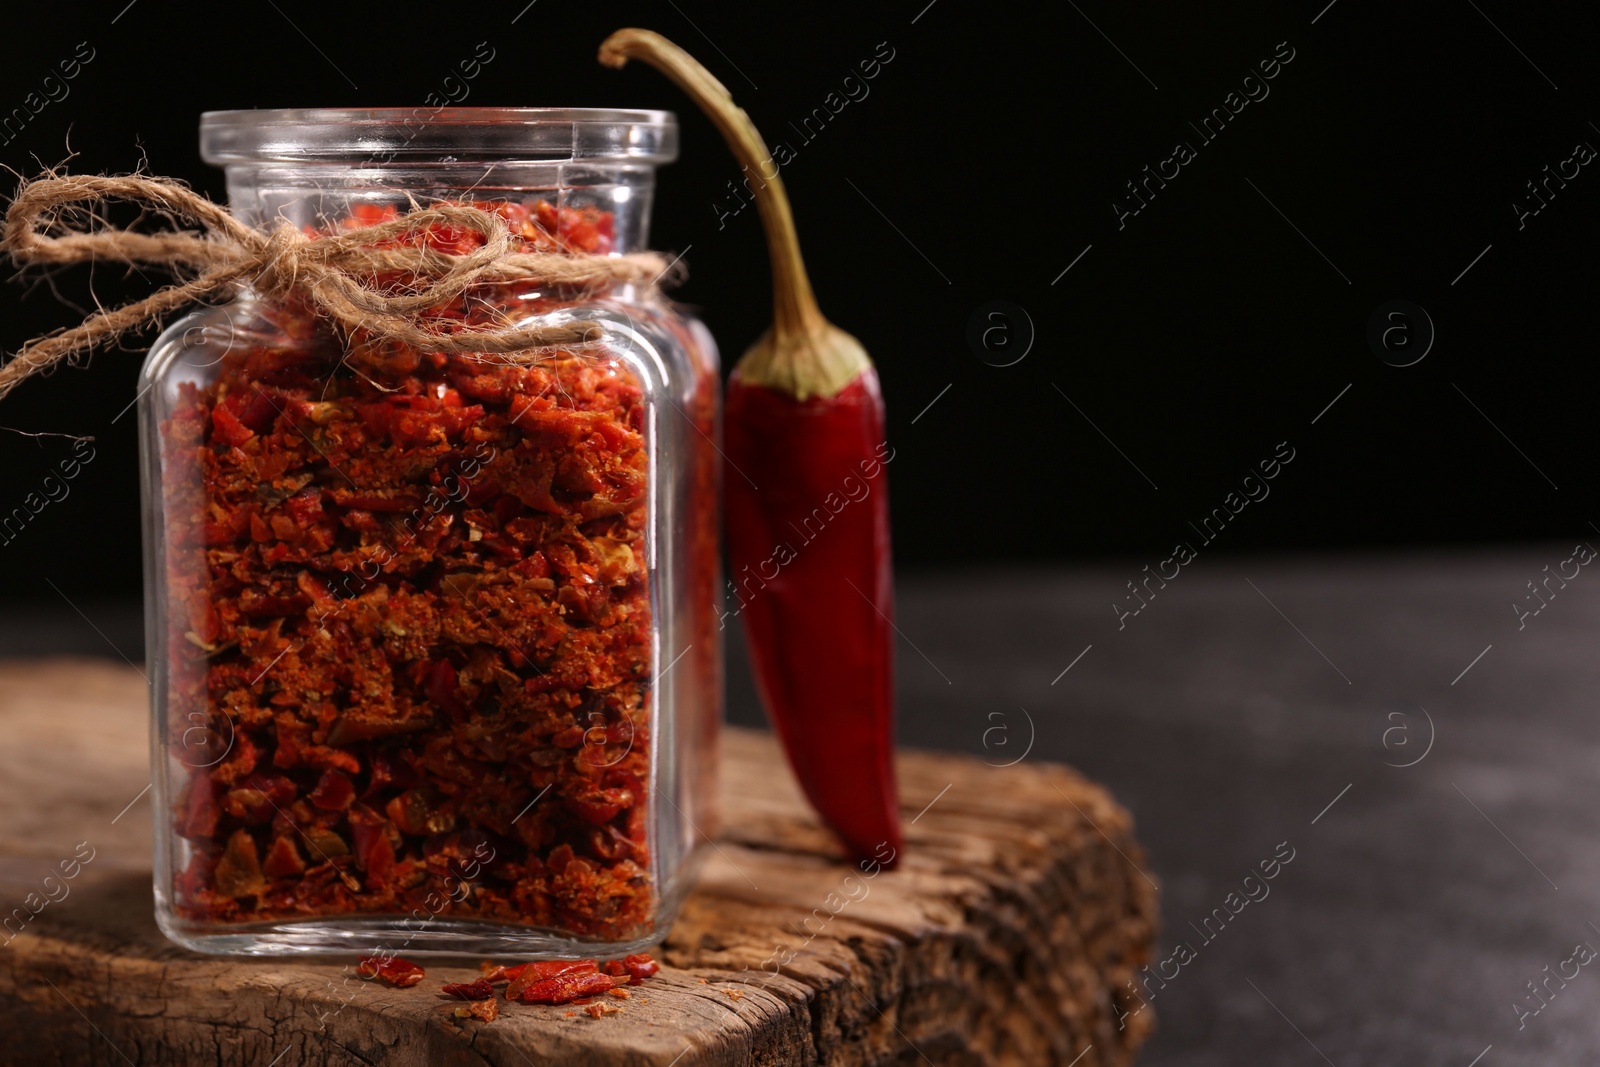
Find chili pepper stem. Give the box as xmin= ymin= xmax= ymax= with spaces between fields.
xmin=599 ymin=28 xmax=870 ymax=401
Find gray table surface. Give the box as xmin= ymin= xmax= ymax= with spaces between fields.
xmin=8 ymin=547 xmax=1597 ymax=1065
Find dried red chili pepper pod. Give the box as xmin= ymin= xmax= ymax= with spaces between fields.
xmin=602 ymin=31 xmax=902 ymax=865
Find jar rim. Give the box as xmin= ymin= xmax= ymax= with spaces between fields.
xmin=200 ymin=107 xmax=678 ymax=165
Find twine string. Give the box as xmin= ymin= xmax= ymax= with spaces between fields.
xmin=0 ymin=173 xmax=674 ymax=402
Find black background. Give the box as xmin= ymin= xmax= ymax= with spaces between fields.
xmin=4 ymin=6 xmax=1600 ymax=1064
xmin=1 ymin=0 xmax=1596 ymax=605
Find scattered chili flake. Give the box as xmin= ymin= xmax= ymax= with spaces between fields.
xmin=162 ymin=197 xmax=658 ymax=942
xmin=602 ymin=952 xmax=659 ymax=984
xmin=357 ymin=954 xmax=426 ymax=988
xmin=479 ymin=962 xmax=524 ymax=984
xmin=441 ymin=978 xmax=495 ymax=1000
xmin=453 ymin=997 xmax=500 ymax=1023
xmin=621 ymin=952 xmax=659 ymax=985
xmin=511 ymin=970 xmax=619 ymax=1004
xmin=504 ymin=960 xmax=599 ymax=1001
xmin=608 ymin=987 xmax=630 ymax=999
xmin=724 ymin=988 xmax=744 ymax=1001
xmin=584 ymin=1001 xmax=622 ymax=1019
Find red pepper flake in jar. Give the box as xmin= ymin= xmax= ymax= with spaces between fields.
xmin=357 ymin=954 xmax=426 ymax=988
xmin=162 ymin=197 xmax=657 ymax=943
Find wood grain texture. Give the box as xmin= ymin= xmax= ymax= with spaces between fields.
xmin=0 ymin=659 xmax=1156 ymax=1066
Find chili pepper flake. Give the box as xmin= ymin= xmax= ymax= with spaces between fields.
xmin=479 ymin=961 xmax=518 ymax=984
xmin=162 ymin=197 xmax=658 ymax=942
xmin=453 ymin=997 xmax=500 ymax=1023
xmin=601 ymin=952 xmax=660 ymax=984
xmin=357 ymin=954 xmax=426 ymax=988
xmin=623 ymin=952 xmax=659 ymax=984
xmin=511 ymin=969 xmax=619 ymax=1005
xmin=504 ymin=959 xmax=600 ymax=1001
xmin=441 ymin=978 xmax=495 ymax=1000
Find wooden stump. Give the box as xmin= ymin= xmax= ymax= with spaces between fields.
xmin=0 ymin=660 xmax=1157 ymax=1065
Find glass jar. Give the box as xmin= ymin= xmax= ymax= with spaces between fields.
xmin=139 ymin=108 xmax=721 ymax=957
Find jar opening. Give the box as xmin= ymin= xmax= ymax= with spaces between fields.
xmin=201 ymin=107 xmax=678 ymax=165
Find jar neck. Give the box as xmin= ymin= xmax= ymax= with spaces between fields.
xmin=223 ymin=163 xmax=658 ymax=254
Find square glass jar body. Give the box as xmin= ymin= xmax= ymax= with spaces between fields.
xmin=139 ymin=108 xmax=721 ymax=957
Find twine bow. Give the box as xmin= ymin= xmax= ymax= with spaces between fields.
xmin=0 ymin=173 xmax=675 ymax=403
